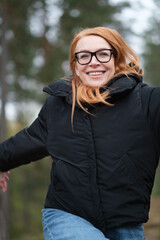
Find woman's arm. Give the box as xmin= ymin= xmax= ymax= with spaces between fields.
xmin=0 ymin=98 xmax=50 ymax=172
xmin=141 ymin=85 xmax=160 ymax=138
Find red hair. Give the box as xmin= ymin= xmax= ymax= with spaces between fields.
xmin=69 ymin=27 xmax=143 ymax=122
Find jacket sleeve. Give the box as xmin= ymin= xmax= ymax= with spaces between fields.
xmin=148 ymin=87 xmax=160 ymax=143
xmin=142 ymin=85 xmax=160 ymax=144
xmin=0 ymin=98 xmax=49 ymax=172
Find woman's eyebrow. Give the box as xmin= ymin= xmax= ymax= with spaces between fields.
xmin=77 ymin=48 xmax=108 ymax=52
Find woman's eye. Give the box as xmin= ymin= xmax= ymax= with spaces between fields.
xmin=80 ymin=54 xmax=89 ymax=59
xmin=99 ymin=52 xmax=109 ymax=56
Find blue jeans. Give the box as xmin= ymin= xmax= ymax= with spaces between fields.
xmin=41 ymin=208 xmax=145 ymax=240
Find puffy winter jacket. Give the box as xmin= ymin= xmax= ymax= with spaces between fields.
xmin=0 ymin=74 xmax=160 ymax=234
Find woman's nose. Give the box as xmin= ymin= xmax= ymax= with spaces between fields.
xmin=89 ymin=55 xmax=100 ymax=66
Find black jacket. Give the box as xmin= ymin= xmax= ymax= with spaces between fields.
xmin=0 ymin=74 xmax=160 ymax=233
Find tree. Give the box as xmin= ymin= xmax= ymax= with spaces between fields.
xmin=0 ymin=0 xmax=9 ymax=239
xmin=142 ymin=0 xmax=160 ymax=86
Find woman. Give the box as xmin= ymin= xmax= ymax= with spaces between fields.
xmin=0 ymin=26 xmax=159 ymax=240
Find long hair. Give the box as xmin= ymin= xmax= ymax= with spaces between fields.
xmin=69 ymin=27 xmax=143 ymax=122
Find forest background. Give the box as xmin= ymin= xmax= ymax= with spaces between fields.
xmin=0 ymin=0 xmax=160 ymax=239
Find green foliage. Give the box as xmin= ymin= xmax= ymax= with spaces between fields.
xmin=58 ymin=0 xmax=127 ymax=37
xmin=143 ymin=20 xmax=160 ymax=85
xmin=9 ymin=158 xmax=51 ymax=239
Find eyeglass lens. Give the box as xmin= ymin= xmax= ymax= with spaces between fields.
xmin=76 ymin=49 xmax=112 ymax=65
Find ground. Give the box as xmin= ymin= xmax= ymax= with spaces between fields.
xmin=144 ymin=196 xmax=160 ymax=240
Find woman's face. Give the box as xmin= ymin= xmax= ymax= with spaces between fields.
xmin=75 ymin=35 xmax=115 ymax=87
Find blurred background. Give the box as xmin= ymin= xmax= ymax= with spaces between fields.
xmin=0 ymin=0 xmax=160 ymax=239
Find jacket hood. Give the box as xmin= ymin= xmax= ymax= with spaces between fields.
xmin=105 ymin=74 xmax=142 ymax=102
xmin=43 ymin=74 xmax=142 ymax=104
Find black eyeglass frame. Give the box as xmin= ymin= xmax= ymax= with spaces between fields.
xmin=75 ymin=48 xmax=114 ymax=65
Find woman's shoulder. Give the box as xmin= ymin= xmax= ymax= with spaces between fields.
xmin=140 ymin=82 xmax=160 ymax=101
xmin=43 ymin=78 xmax=72 ymax=97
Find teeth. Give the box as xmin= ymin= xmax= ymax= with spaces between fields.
xmin=88 ymin=72 xmax=103 ymax=76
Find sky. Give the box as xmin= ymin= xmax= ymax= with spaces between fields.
xmin=110 ymin=0 xmax=156 ymax=53
xmin=110 ymin=0 xmax=155 ymax=31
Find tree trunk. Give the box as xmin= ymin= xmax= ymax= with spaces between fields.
xmin=0 ymin=0 xmax=9 ymax=239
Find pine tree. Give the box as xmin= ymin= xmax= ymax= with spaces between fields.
xmin=0 ymin=1 xmax=9 ymax=239
xmin=143 ymin=0 xmax=160 ymax=85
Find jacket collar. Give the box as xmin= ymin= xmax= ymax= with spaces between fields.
xmin=105 ymin=74 xmax=142 ymax=102
xmin=43 ymin=74 xmax=142 ymax=105
xmin=43 ymin=79 xmax=72 ymax=97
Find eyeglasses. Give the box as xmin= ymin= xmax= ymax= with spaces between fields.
xmin=75 ymin=48 xmax=113 ymax=65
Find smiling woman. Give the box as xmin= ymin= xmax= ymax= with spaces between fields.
xmin=74 ymin=35 xmax=115 ymax=87
xmin=1 ymin=26 xmax=160 ymax=240
xmin=69 ymin=27 xmax=142 ymax=117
